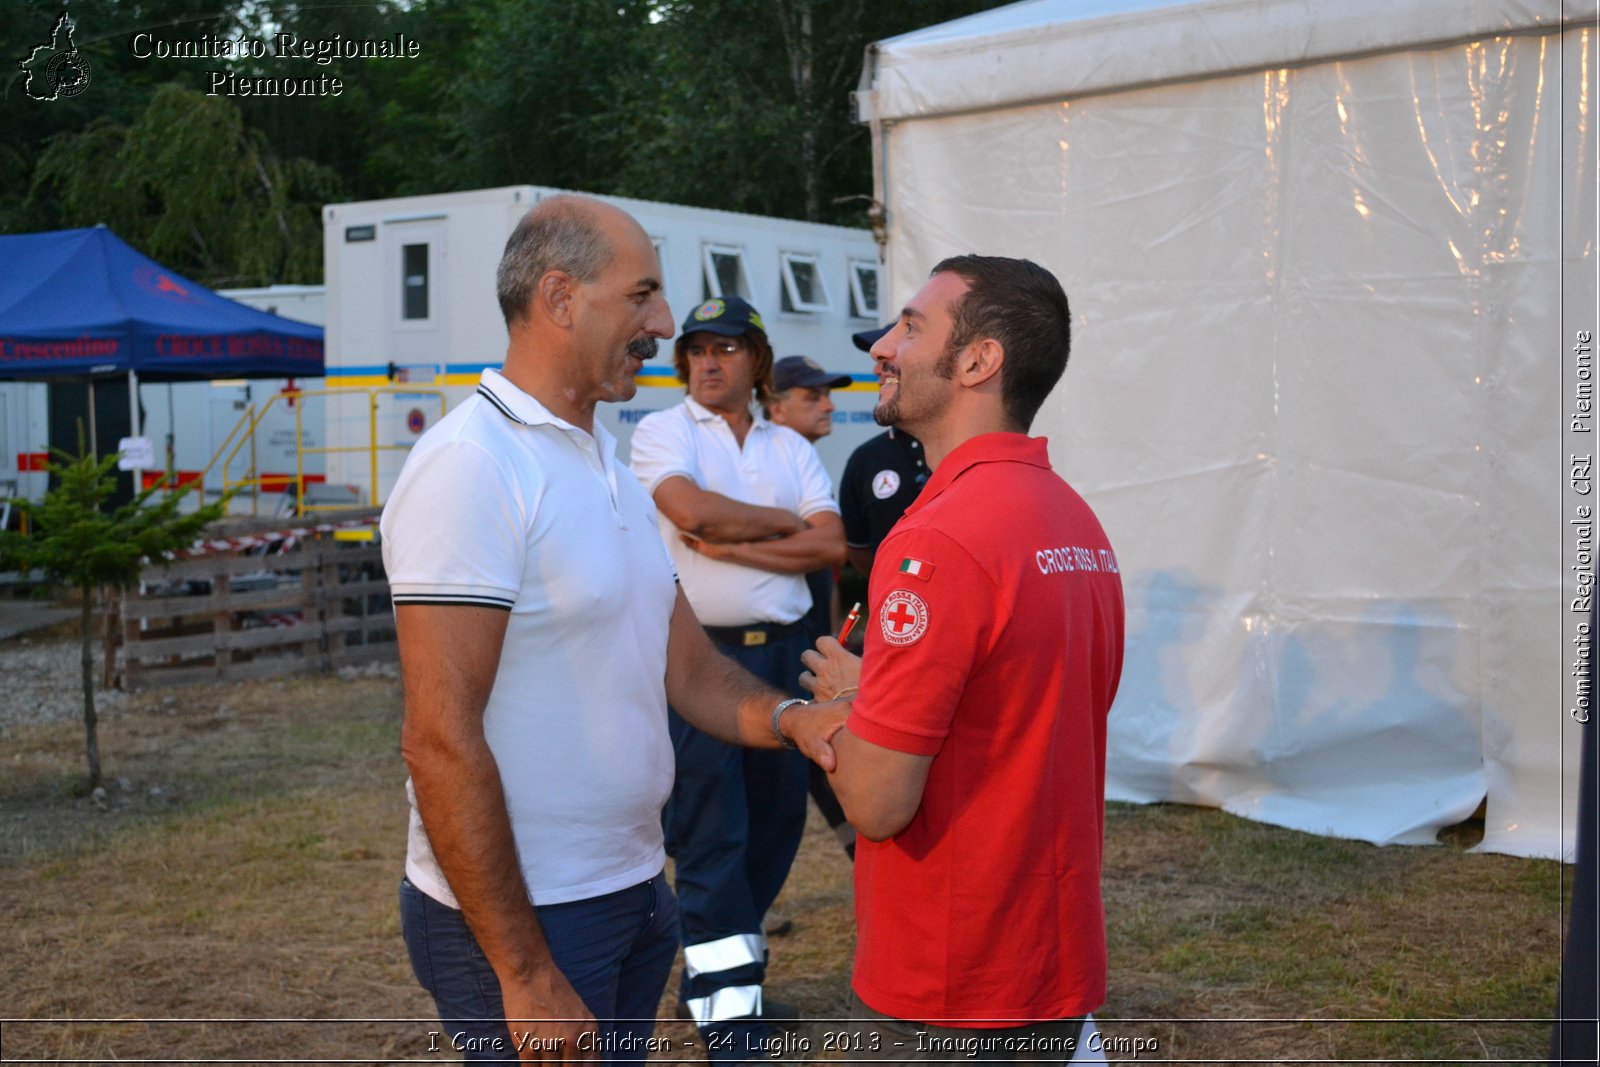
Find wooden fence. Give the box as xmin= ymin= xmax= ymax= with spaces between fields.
xmin=118 ymin=515 xmax=395 ymax=690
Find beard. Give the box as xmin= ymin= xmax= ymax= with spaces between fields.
xmin=875 ymin=344 xmax=957 ymax=427
xmin=627 ymin=337 xmax=658 ymax=360
xmin=873 ymin=393 xmax=899 ymax=427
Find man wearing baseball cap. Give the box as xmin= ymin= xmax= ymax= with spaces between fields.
xmin=764 ymin=354 xmax=860 ymax=864
xmin=765 ymin=355 xmax=851 ymax=443
xmin=629 ymin=296 xmax=846 ymax=1060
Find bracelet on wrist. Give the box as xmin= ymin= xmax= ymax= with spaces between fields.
xmin=771 ymin=697 xmax=809 ymax=750
xmin=832 ymin=686 xmax=859 ymax=701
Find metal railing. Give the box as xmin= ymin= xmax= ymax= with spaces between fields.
xmin=194 ymin=386 xmax=449 ymax=517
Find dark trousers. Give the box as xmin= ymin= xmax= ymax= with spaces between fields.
xmin=801 ymin=567 xmax=856 ymax=859
xmin=665 ymin=628 xmax=810 ymax=1062
xmin=399 ymin=873 xmax=678 ymax=1064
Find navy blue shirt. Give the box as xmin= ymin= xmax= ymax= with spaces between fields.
xmin=840 ymin=428 xmax=929 ymax=554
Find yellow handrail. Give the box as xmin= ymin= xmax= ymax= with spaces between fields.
xmin=199 ymin=385 xmax=450 ymax=517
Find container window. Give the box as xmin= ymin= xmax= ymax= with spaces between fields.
xmin=849 ymin=261 xmax=880 ymax=320
xmin=779 ymin=253 xmax=831 ymax=313
xmin=703 ymin=245 xmax=750 ymax=301
xmin=402 ymin=244 xmax=429 ymax=321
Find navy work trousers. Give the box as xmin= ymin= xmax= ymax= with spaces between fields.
xmin=666 ymin=628 xmax=810 ymax=1062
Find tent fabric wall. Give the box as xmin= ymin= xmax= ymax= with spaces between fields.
xmin=867 ymin=3 xmax=1595 ymax=859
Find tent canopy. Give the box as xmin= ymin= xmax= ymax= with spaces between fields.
xmin=0 ymin=226 xmax=323 ymax=381
xmin=861 ymin=0 xmax=1584 ymax=123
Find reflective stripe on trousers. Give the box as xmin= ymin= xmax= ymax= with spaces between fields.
xmin=684 ymin=983 xmax=763 ymax=1025
xmin=682 ymin=931 xmax=767 ymax=979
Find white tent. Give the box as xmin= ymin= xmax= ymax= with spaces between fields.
xmin=858 ymin=0 xmax=1597 ymax=859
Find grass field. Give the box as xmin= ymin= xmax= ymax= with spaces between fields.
xmin=0 ymin=646 xmax=1569 ymax=1064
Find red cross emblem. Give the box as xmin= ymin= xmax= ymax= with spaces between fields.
xmin=880 ymin=589 xmax=928 ymax=646
xmin=155 ymin=274 xmax=190 ymax=298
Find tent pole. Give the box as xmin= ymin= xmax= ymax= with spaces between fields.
xmin=128 ymin=369 xmax=141 ymax=439
xmin=87 ymin=380 xmax=98 ymax=458
xmin=126 ymin=368 xmax=143 ymax=487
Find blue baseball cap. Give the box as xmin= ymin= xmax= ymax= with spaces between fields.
xmin=852 ymin=325 xmax=891 ymax=352
xmin=774 ymin=355 xmax=851 ymax=392
xmin=680 ymin=296 xmax=766 ymax=339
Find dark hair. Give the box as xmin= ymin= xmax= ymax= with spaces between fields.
xmin=672 ymin=330 xmax=778 ymax=409
xmin=931 ymin=255 xmax=1072 ymax=430
xmin=496 ymin=196 xmax=613 ymax=326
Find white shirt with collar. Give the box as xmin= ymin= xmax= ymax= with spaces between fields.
xmin=628 ymin=394 xmax=839 ymax=628
xmin=381 ymin=368 xmax=678 ymax=908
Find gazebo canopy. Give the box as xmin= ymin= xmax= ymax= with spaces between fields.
xmin=0 ymin=226 xmax=323 ymax=381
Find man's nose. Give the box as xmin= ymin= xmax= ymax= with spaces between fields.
xmin=646 ymin=299 xmax=675 ymax=339
xmin=869 ymin=325 xmax=899 ymax=361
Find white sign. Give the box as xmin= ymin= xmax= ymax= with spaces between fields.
xmin=117 ymin=436 xmax=155 ymax=470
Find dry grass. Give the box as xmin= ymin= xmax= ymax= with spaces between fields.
xmin=0 ymin=655 xmax=1566 ymax=1064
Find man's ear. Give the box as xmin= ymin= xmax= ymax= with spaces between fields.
xmin=960 ymin=337 xmax=1005 ymax=389
xmin=537 ymin=270 xmax=577 ymax=327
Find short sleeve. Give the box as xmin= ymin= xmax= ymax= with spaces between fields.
xmin=628 ymin=409 xmax=698 ymax=495
xmin=847 ymin=526 xmax=996 ymax=756
xmin=790 ymin=433 xmax=840 ymax=519
xmin=380 ymin=439 xmax=527 ymax=610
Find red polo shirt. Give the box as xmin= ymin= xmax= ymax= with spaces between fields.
xmin=847 ymin=433 xmax=1125 ymax=1025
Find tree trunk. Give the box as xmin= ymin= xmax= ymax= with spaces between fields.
xmin=799 ymin=6 xmax=819 ymax=221
xmin=81 ymin=587 xmax=101 ymax=789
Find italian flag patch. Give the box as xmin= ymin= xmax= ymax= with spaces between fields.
xmin=898 ymin=557 xmax=935 ymax=580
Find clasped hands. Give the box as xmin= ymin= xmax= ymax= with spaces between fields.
xmin=782 ymin=636 xmax=861 ymax=771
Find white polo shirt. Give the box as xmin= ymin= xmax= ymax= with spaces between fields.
xmin=629 ymin=396 xmax=838 ymax=628
xmin=381 ymin=368 xmax=677 ymax=908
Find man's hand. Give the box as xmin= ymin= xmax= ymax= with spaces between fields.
xmin=679 ymin=511 xmax=845 ymax=575
xmin=779 ymin=699 xmax=849 ymax=771
xmin=502 ymin=972 xmax=599 ymax=1063
xmin=680 ymin=532 xmax=734 ymax=561
xmin=799 ymin=636 xmax=862 ymax=702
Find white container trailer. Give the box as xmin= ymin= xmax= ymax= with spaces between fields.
xmin=0 ymin=380 xmax=48 ymax=507
xmin=321 ymin=186 xmax=885 ymax=505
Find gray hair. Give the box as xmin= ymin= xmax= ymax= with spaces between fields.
xmin=496 ymin=195 xmax=614 ymax=326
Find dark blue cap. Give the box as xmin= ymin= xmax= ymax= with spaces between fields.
xmin=680 ymin=296 xmax=766 ymax=339
xmin=852 ymin=325 xmax=891 ymax=352
xmin=774 ymin=355 xmax=851 ymax=391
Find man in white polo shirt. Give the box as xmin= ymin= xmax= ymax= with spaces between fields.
xmin=381 ymin=197 xmax=843 ymax=1065
xmin=629 ymin=299 xmax=846 ymax=1060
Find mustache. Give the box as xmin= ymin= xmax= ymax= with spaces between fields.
xmin=627 ymin=337 xmax=658 ymax=360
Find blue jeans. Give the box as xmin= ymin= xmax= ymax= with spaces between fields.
xmin=399 ymin=872 xmax=679 ymax=1063
xmin=665 ymin=628 xmax=811 ymax=1062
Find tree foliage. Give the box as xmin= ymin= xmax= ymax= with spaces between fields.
xmin=27 ymin=84 xmax=338 ymax=285
xmin=0 ymin=447 xmax=225 ymax=788
xmin=3 ymin=0 xmax=1003 ymax=278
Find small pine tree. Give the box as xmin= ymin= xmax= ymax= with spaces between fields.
xmin=0 ymin=446 xmax=226 ymax=789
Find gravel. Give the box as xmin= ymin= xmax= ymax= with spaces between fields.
xmin=0 ymin=636 xmax=133 ymax=734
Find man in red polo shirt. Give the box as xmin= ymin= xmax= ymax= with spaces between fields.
xmin=792 ymin=255 xmax=1125 ymax=1061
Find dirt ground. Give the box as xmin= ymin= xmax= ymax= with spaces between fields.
xmin=0 ymin=634 xmax=1568 ymax=1064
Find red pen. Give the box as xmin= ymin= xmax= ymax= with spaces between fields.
xmin=837 ymin=602 xmax=862 ymax=644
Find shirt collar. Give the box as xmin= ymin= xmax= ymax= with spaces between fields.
xmin=477 ymin=368 xmax=619 ymax=457
xmin=903 ymin=433 xmax=1050 ymax=518
xmin=683 ymin=394 xmax=769 ymax=430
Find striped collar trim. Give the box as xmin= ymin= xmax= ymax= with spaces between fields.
xmin=476 ymin=383 xmax=530 ymax=425
xmin=475 ymin=367 xmax=619 ymax=458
